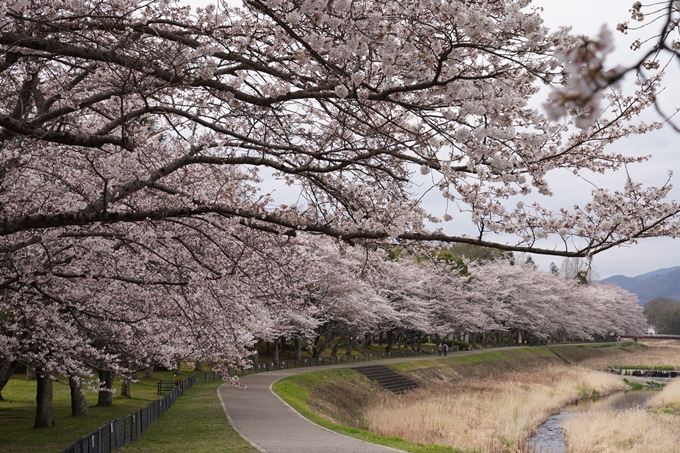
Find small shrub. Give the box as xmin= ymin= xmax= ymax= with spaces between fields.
xmin=623 ymin=378 xmax=644 ymax=391
xmin=454 ymin=340 xmax=470 ymax=351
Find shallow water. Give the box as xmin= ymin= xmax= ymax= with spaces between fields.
xmin=529 ymin=390 xmax=657 ymax=453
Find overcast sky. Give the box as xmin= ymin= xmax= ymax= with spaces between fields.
xmin=187 ymin=0 xmax=679 ymax=278
xmin=522 ymin=0 xmax=680 ymax=278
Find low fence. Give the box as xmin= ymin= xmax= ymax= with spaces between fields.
xmin=230 ymin=348 xmax=434 ymax=377
xmin=58 ymin=372 xmax=220 ymax=453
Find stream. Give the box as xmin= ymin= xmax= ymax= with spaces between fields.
xmin=528 ymin=390 xmax=658 ymax=453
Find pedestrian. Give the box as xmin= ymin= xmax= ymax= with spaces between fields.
xmin=443 ymin=343 xmax=448 ymax=357
xmin=437 ymin=343 xmax=442 ymax=357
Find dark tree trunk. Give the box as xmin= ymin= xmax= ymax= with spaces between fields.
xmin=0 ymin=359 xmax=17 ymax=400
xmin=385 ymin=330 xmax=393 ymax=352
xmin=121 ymin=376 xmax=131 ymax=398
xmin=272 ymin=338 xmax=280 ymax=363
xmin=144 ymin=365 xmax=154 ymax=379
xmin=345 ymin=332 xmax=352 ymax=356
xmin=330 ymin=336 xmax=342 ymax=357
xmin=312 ymin=332 xmax=332 ymax=358
xmin=26 ymin=360 xmax=37 ymax=380
xmin=34 ymin=369 xmax=55 ymax=428
xmin=69 ymin=377 xmax=88 ymax=416
xmin=194 ymin=361 xmax=204 ymax=372
xmin=121 ymin=359 xmax=134 ymax=398
xmin=293 ymin=338 xmax=302 ymax=360
xmin=96 ymin=369 xmax=115 ymax=407
xmin=360 ymin=334 xmax=371 ymax=354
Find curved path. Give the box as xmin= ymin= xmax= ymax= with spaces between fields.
xmin=218 ymin=349 xmax=490 ymax=453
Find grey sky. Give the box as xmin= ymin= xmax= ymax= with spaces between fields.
xmin=527 ymin=0 xmax=680 ymax=278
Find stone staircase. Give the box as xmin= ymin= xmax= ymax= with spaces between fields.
xmin=352 ymin=365 xmax=419 ymax=394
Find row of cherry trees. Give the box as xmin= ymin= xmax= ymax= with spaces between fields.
xmin=281 ymin=239 xmax=646 ymax=356
xmin=0 ymin=230 xmax=647 ymax=427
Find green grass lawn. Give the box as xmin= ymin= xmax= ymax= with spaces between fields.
xmin=118 ymin=380 xmax=258 ymax=453
xmin=0 ymin=371 xmax=184 ymax=453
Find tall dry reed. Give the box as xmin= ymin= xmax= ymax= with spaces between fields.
xmin=648 ymin=375 xmax=680 ymax=412
xmin=562 ymin=361 xmax=680 ymax=453
xmin=562 ymin=409 xmax=680 ymax=453
xmin=365 ymin=365 xmax=622 ymax=453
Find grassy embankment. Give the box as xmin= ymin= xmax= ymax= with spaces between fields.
xmin=273 ymin=343 xmax=648 ymax=453
xmin=0 ymin=370 xmax=255 ymax=453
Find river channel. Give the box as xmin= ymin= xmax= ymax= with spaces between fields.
xmin=528 ymin=389 xmax=659 ymax=453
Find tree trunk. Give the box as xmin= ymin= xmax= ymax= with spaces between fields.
xmin=272 ymin=339 xmax=279 ymax=363
xmin=331 ymin=337 xmax=341 ymax=357
xmin=345 ymin=332 xmax=352 ymax=355
xmin=144 ymin=365 xmax=154 ymax=379
xmin=121 ymin=376 xmax=131 ymax=398
xmin=26 ymin=360 xmax=37 ymax=380
xmin=360 ymin=334 xmax=371 ymax=354
xmin=194 ymin=360 xmax=204 ymax=372
xmin=96 ymin=369 xmax=115 ymax=407
xmin=34 ymin=369 xmax=55 ymax=428
xmin=121 ymin=359 xmax=134 ymax=398
xmin=173 ymin=358 xmax=181 ymax=376
xmin=69 ymin=377 xmax=88 ymax=416
xmin=312 ymin=333 xmax=332 ymax=358
xmin=0 ymin=359 xmax=17 ymax=400
xmin=293 ymin=338 xmax=302 ymax=360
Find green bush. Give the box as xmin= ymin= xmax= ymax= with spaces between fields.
xmin=454 ymin=340 xmax=470 ymax=351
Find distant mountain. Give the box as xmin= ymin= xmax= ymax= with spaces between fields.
xmin=633 ymin=266 xmax=680 ymax=280
xmin=602 ymin=267 xmax=680 ymax=304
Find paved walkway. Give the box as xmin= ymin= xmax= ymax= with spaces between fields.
xmin=218 ymin=349 xmax=487 ymax=453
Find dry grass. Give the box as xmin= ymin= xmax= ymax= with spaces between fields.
xmin=365 ymin=365 xmax=623 ymax=453
xmin=648 ymin=376 xmax=680 ymax=413
xmin=580 ymin=340 xmax=680 ymax=369
xmin=563 ymin=341 xmax=680 ymax=453
xmin=562 ymin=410 xmax=680 ymax=453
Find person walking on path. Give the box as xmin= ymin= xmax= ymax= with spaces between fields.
xmin=443 ymin=343 xmax=448 ymax=357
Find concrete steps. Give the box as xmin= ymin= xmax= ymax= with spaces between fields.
xmin=352 ymin=365 xmax=419 ymax=394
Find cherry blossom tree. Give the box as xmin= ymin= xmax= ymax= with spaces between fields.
xmin=0 ymin=0 xmax=667 ymax=427
xmin=464 ymin=259 xmax=646 ymax=342
xmin=1 ymin=0 xmax=678 ymax=258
